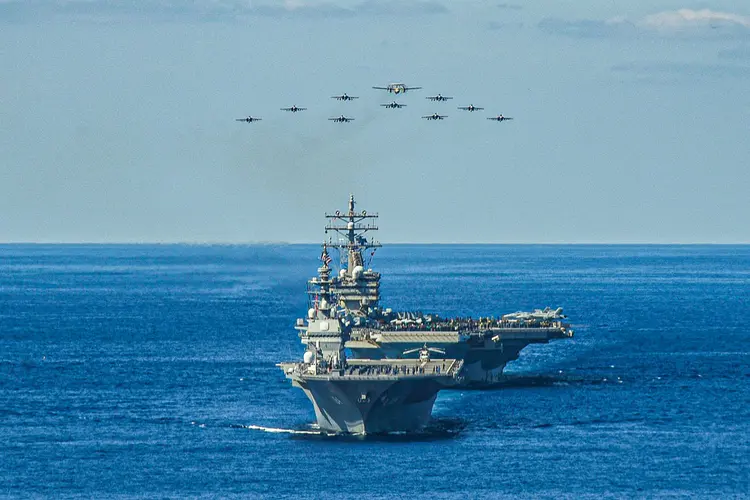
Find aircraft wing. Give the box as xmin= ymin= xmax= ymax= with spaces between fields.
xmin=476 ymin=107 xmax=485 ymax=111
xmin=280 ymin=107 xmax=292 ymax=111
xmin=404 ymin=86 xmax=422 ymax=90
xmin=457 ymin=106 xmax=469 ymax=110
xmin=372 ymin=86 xmax=389 ymax=90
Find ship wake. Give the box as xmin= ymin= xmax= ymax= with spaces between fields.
xmin=235 ymin=424 xmax=322 ymax=435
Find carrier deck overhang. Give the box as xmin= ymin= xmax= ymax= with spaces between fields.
xmin=277 ymin=358 xmax=463 ymax=434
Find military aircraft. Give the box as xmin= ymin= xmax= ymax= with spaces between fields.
xmin=331 ymin=93 xmax=358 ymax=101
xmin=372 ymin=83 xmax=422 ymax=94
xmin=403 ymin=344 xmax=446 ymax=364
xmin=426 ymin=94 xmax=453 ymax=102
xmin=329 ymin=115 xmax=354 ymax=123
xmin=422 ymin=113 xmax=447 ymax=120
xmin=280 ymin=105 xmax=307 ymax=113
xmin=487 ymin=114 xmax=513 ymax=122
xmin=235 ymin=116 xmax=261 ymax=123
xmin=380 ymin=101 xmax=407 ymax=109
xmin=457 ymin=104 xmax=484 ymax=112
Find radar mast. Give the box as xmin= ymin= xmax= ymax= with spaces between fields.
xmin=324 ymin=194 xmax=381 ymax=275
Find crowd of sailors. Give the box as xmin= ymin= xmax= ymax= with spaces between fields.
xmin=375 ymin=316 xmax=562 ymax=332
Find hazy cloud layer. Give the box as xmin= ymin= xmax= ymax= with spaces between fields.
xmin=612 ymin=61 xmax=750 ymax=80
xmin=0 ymin=0 xmax=448 ymax=22
xmin=540 ymin=8 xmax=750 ymax=39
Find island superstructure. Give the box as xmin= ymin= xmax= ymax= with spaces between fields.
xmin=320 ymin=195 xmax=573 ymax=387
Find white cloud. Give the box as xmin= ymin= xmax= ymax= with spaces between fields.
xmin=540 ymin=8 xmax=750 ymax=39
xmin=0 ymin=0 xmax=447 ymax=22
xmin=640 ymin=9 xmax=750 ymax=30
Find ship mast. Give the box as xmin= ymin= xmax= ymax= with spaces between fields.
xmin=324 ymin=194 xmax=381 ymax=275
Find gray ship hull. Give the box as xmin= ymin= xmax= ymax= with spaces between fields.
xmin=296 ymin=378 xmax=441 ymax=434
xmin=279 ymin=359 xmax=462 ymax=434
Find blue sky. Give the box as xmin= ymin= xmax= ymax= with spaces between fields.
xmin=2 ymin=1 xmax=749 ymax=243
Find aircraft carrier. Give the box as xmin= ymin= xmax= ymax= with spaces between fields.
xmin=322 ymin=195 xmax=573 ymax=387
xmin=278 ymin=195 xmax=572 ymax=433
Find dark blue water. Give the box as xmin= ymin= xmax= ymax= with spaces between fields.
xmin=1 ymin=244 xmax=749 ymax=498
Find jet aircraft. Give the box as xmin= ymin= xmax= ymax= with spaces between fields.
xmin=381 ymin=101 xmax=407 ymax=109
xmin=281 ymin=105 xmax=307 ymax=112
xmin=235 ymin=116 xmax=261 ymax=123
xmin=331 ymin=93 xmax=358 ymax=101
xmin=329 ymin=115 xmax=354 ymax=123
xmin=457 ymin=104 xmax=484 ymax=112
xmin=426 ymin=94 xmax=453 ymax=102
xmin=372 ymin=83 xmax=422 ymax=94
xmin=422 ymin=113 xmax=447 ymax=120
xmin=487 ymin=114 xmax=513 ymax=122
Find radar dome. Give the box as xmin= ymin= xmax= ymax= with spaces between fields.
xmin=352 ymin=265 xmax=364 ymax=280
xmin=347 ymin=222 xmax=354 ymax=230
xmin=303 ymin=351 xmax=314 ymax=364
xmin=308 ymin=308 xmax=315 ymax=319
xmin=339 ymin=269 xmax=346 ymax=278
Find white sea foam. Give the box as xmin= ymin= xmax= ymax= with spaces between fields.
xmin=244 ymin=424 xmax=320 ymax=435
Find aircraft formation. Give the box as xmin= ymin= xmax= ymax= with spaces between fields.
xmin=235 ymin=82 xmax=513 ymax=125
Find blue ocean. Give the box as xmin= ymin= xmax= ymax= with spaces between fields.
xmin=1 ymin=244 xmax=748 ymax=498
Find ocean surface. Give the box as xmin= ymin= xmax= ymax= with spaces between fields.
xmin=1 ymin=244 xmax=749 ymax=498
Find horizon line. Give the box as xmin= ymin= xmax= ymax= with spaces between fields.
xmin=2 ymin=241 xmax=750 ymax=246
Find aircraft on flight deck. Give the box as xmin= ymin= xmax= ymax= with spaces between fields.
xmin=281 ymin=105 xmax=307 ymax=112
xmin=329 ymin=115 xmax=355 ymax=123
xmin=422 ymin=113 xmax=447 ymax=121
xmin=331 ymin=93 xmax=358 ymax=101
xmin=372 ymin=83 xmax=422 ymax=94
xmin=235 ymin=116 xmax=261 ymax=123
xmin=380 ymin=101 xmax=407 ymax=109
xmin=487 ymin=114 xmax=513 ymax=122
xmin=457 ymin=104 xmax=484 ymax=112
xmin=426 ymin=94 xmax=453 ymax=102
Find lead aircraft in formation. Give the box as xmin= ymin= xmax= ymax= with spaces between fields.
xmin=235 ymin=116 xmax=261 ymax=123
xmin=422 ymin=113 xmax=447 ymax=120
xmin=372 ymin=82 xmax=422 ymax=94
